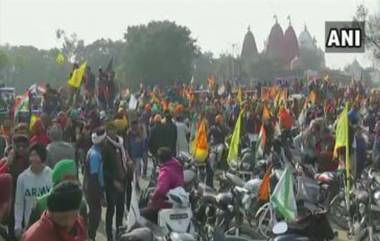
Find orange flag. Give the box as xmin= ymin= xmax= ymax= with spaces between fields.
xmin=263 ymin=105 xmax=271 ymax=121
xmin=191 ymin=119 xmax=209 ymax=164
xmin=259 ymin=165 xmax=272 ymax=202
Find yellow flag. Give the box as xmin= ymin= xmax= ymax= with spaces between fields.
xmin=333 ymin=103 xmax=350 ymax=190
xmin=237 ymin=87 xmax=243 ymax=104
xmin=29 ymin=114 xmax=40 ymax=130
xmin=56 ymin=52 xmax=65 ymax=65
xmin=68 ymin=62 xmax=87 ymax=89
xmin=227 ymin=110 xmax=243 ymax=167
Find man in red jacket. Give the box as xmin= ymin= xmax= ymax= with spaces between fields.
xmin=22 ymin=181 xmax=86 ymax=241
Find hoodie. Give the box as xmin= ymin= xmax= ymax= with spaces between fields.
xmin=150 ymin=159 xmax=184 ymax=210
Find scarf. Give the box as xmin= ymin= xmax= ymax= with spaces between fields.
xmin=106 ymin=136 xmax=127 ymax=172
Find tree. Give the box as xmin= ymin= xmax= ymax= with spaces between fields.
xmin=0 ymin=50 xmax=10 ymax=80
xmin=355 ymin=5 xmax=380 ymax=63
xmin=56 ymin=29 xmax=85 ymax=63
xmin=193 ymin=52 xmax=214 ymax=84
xmin=296 ymin=47 xmax=324 ymax=71
xmin=250 ymin=53 xmax=284 ymax=83
xmin=123 ymin=21 xmax=199 ymax=88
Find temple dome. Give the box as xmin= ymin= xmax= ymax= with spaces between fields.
xmin=299 ymin=25 xmax=314 ymax=49
xmin=283 ymin=23 xmax=299 ymax=64
xmin=267 ymin=18 xmax=284 ymax=59
xmin=241 ymin=26 xmax=258 ymax=60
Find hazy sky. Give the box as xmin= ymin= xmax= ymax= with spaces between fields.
xmin=0 ymin=0 xmax=378 ymax=69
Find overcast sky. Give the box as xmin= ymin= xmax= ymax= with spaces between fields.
xmin=0 ymin=0 xmax=378 ymax=69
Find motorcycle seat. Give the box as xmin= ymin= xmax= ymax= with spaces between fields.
xmin=170 ymin=232 xmax=196 ymax=241
xmin=225 ymin=172 xmax=245 ymax=187
xmin=201 ymin=193 xmax=218 ymax=204
xmin=118 ymin=227 xmax=153 ymax=241
xmin=198 ymin=183 xmax=217 ymax=195
xmin=273 ymin=234 xmax=310 ymax=241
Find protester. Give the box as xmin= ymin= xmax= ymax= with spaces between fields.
xmin=0 ymin=174 xmax=12 ymax=241
xmin=174 ymin=115 xmax=190 ymax=154
xmin=5 ymin=134 xmax=29 ymax=240
xmin=21 ymin=181 xmax=86 ymax=241
xmin=125 ymin=120 xmax=147 ymax=182
xmin=14 ymin=143 xmax=52 ymax=239
xmin=103 ymin=122 xmax=127 ymax=241
xmin=83 ymin=128 xmax=106 ymax=241
xmin=28 ymin=159 xmax=87 ymax=227
xmin=141 ymin=147 xmax=184 ymax=223
xmin=29 ymin=120 xmax=50 ymax=147
xmin=46 ymin=124 xmax=75 ymax=168
xmin=158 ymin=112 xmax=177 ymax=156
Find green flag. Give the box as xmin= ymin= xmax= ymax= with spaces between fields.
xmin=271 ymin=164 xmax=297 ymax=221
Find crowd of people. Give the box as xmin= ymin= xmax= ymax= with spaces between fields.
xmin=0 ymin=65 xmax=379 ymax=241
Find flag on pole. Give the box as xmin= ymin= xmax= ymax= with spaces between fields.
xmin=56 ymin=52 xmax=65 ymax=65
xmin=259 ymin=165 xmax=272 ymax=202
xmin=13 ymin=91 xmax=29 ymax=120
xmin=29 ymin=114 xmax=41 ymax=130
xmin=227 ymin=110 xmax=243 ymax=167
xmin=126 ymin=174 xmax=142 ymax=230
xmin=256 ymin=124 xmax=267 ymax=158
xmin=333 ymin=103 xmax=350 ymax=190
xmin=191 ymin=119 xmax=208 ymax=165
xmin=67 ymin=62 xmax=87 ymax=89
xmin=263 ymin=105 xmax=271 ymax=121
xmin=271 ymin=164 xmax=297 ymax=221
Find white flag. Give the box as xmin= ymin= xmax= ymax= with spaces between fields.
xmin=128 ymin=94 xmax=138 ymax=110
xmin=126 ymin=174 xmax=141 ymax=230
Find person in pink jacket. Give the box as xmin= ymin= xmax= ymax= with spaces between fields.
xmin=141 ymin=147 xmax=184 ymax=223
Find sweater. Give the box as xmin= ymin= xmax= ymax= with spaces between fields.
xmin=14 ymin=166 xmax=52 ymax=231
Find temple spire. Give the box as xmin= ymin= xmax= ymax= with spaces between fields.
xmin=287 ymin=15 xmax=291 ymax=26
xmin=273 ymin=14 xmax=278 ymax=23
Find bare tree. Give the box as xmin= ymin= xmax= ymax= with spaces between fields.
xmin=354 ymin=5 xmax=380 ymax=63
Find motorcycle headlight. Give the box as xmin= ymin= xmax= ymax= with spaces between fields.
xmin=374 ymin=191 xmax=380 ymax=207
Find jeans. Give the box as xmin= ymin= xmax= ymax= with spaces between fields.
xmin=85 ymin=191 xmax=102 ymax=240
xmin=106 ymin=188 xmax=125 ymax=241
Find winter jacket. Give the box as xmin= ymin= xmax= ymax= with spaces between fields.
xmin=149 ymin=122 xmax=177 ymax=156
xmin=150 ymin=159 xmax=184 ymax=210
xmin=22 ymin=211 xmax=87 ymax=241
xmin=102 ymin=137 xmax=126 ymax=189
